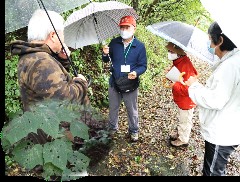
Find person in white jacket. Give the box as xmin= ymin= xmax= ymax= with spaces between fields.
xmin=185 ymin=22 xmax=240 ymax=176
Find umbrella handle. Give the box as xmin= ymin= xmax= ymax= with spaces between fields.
xmin=179 ymin=72 xmax=186 ymax=85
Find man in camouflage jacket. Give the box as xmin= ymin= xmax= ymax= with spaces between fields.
xmin=10 ymin=9 xmax=89 ymax=112
xmin=9 ymin=9 xmax=90 ymax=145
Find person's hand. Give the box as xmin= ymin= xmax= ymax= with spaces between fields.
xmin=128 ymin=71 xmax=137 ymax=79
xmin=103 ymin=45 xmax=109 ymax=55
xmin=74 ymin=74 xmax=87 ymax=82
xmin=169 ymin=82 xmax=175 ymax=88
xmin=185 ymin=75 xmax=198 ymax=87
xmin=162 ymin=77 xmax=175 ymax=89
xmin=58 ymin=43 xmax=71 ymax=59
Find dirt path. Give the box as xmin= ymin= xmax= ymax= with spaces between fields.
xmin=88 ymin=57 xmax=240 ymax=176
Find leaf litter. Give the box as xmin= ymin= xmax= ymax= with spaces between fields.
xmin=88 ymin=56 xmax=240 ymax=176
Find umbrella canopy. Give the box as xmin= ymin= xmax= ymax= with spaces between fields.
xmin=200 ymin=0 xmax=240 ymax=48
xmin=146 ymin=21 xmax=214 ymax=64
xmin=64 ymin=1 xmax=138 ymax=49
xmin=5 ymin=0 xmax=89 ymax=34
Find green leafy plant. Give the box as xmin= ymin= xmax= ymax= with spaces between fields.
xmin=5 ymin=155 xmax=15 ymax=167
xmin=5 ymin=53 xmax=22 ymax=120
xmin=2 ymin=100 xmax=95 ymax=181
xmin=134 ymin=156 xmax=141 ymax=164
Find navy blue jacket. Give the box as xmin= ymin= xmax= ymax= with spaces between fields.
xmin=102 ymin=36 xmax=147 ymax=87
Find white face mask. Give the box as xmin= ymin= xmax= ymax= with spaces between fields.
xmin=168 ymin=52 xmax=179 ymax=61
xmin=120 ymin=30 xmax=134 ymax=40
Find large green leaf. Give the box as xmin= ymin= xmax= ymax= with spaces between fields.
xmin=61 ymin=168 xmax=82 ymax=181
xmin=70 ymin=121 xmax=89 ymax=140
xmin=12 ymin=141 xmax=43 ymax=169
xmin=43 ymin=139 xmax=72 ymax=171
xmin=67 ymin=151 xmax=90 ymax=173
xmin=4 ymin=100 xmax=81 ymax=145
xmin=35 ymin=108 xmax=63 ymax=138
xmin=1 ymin=136 xmax=12 ymax=152
xmin=37 ymin=100 xmax=80 ymax=123
xmin=42 ymin=162 xmax=63 ymax=180
xmin=5 ymin=111 xmax=40 ymax=145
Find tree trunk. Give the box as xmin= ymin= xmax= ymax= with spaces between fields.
xmin=132 ymin=0 xmax=139 ymax=11
xmin=143 ymin=0 xmax=160 ymax=20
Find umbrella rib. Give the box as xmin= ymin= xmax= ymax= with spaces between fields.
xmin=36 ymin=0 xmax=41 ymax=8
xmin=92 ymin=14 xmax=100 ymax=43
xmin=100 ymin=12 xmax=119 ymax=26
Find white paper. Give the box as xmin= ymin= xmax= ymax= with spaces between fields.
xmin=165 ymin=66 xmax=181 ymax=82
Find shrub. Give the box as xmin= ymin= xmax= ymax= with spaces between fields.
xmin=5 ymin=52 xmax=22 ymax=121
xmin=2 ymin=100 xmax=110 ymax=181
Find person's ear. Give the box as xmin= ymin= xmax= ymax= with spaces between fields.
xmin=218 ymin=36 xmax=224 ymax=46
xmin=133 ymin=26 xmax=136 ymax=31
xmin=49 ymin=31 xmax=56 ymax=43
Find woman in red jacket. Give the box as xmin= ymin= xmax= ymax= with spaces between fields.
xmin=165 ymin=42 xmax=198 ymax=147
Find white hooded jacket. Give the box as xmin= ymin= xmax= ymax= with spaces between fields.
xmin=188 ymin=48 xmax=240 ymax=146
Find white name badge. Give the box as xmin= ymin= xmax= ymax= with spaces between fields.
xmin=121 ymin=65 xmax=130 ymax=72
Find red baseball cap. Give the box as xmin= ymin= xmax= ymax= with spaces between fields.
xmin=119 ymin=16 xmax=136 ymax=27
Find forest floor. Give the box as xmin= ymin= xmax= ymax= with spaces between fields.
xmin=87 ymin=56 xmax=240 ymax=176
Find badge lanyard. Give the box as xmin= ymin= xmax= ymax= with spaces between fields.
xmin=124 ymin=38 xmax=134 ymax=65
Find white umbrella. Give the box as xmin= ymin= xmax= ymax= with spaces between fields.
xmin=64 ymin=1 xmax=138 ymax=49
xmin=146 ymin=21 xmax=214 ymax=64
xmin=200 ymin=0 xmax=240 ymax=48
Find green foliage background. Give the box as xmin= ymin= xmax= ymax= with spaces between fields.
xmin=4 ymin=0 xmax=212 ymax=122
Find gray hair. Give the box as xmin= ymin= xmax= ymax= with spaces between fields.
xmin=28 ymin=9 xmax=64 ymax=42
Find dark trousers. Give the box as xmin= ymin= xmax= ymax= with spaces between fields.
xmin=202 ymin=140 xmax=238 ymax=176
xmin=108 ymin=87 xmax=139 ymax=134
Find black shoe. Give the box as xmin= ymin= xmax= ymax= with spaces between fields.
xmin=130 ymin=133 xmax=138 ymax=142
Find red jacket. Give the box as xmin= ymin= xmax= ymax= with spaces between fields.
xmin=172 ymin=56 xmax=197 ymax=110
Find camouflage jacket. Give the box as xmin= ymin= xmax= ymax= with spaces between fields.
xmin=11 ymin=40 xmax=89 ymax=111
